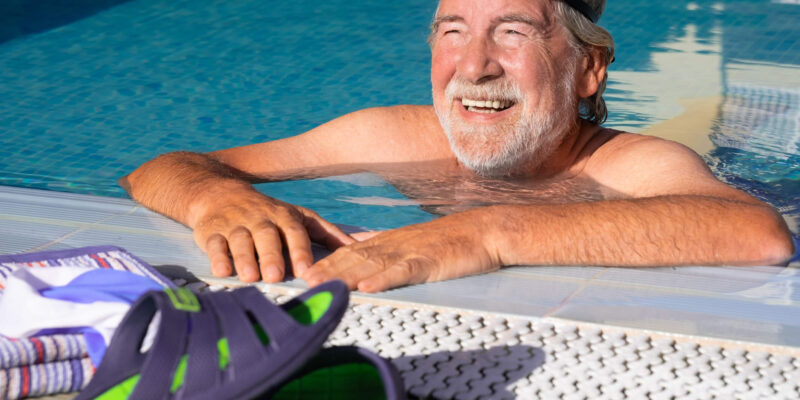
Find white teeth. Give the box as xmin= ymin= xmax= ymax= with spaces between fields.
xmin=460 ymin=98 xmax=512 ymax=110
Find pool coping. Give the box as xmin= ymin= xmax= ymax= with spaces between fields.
xmin=2 ymin=184 xmax=799 ymax=349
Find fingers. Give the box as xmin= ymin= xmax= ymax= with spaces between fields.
xmin=198 ymin=222 xmax=286 ymax=283
xmin=278 ymin=220 xmax=314 ymax=279
xmin=194 ymin=201 xmax=347 ymax=282
xmin=304 ymin=243 xmax=433 ymax=293
xmin=300 ymin=208 xmax=356 ymax=249
xmin=304 ymin=255 xmax=374 ymax=290
xmin=305 ymin=257 xmax=430 ymax=293
xmin=251 ymin=221 xmax=285 ymax=283
xmin=358 ymin=260 xmax=431 ymax=292
xmin=304 ymin=246 xmax=358 ymax=288
xmin=206 ymin=234 xmax=233 ymax=277
xmin=227 ymin=226 xmax=260 ymax=282
xmin=351 ymin=230 xmax=382 ymax=242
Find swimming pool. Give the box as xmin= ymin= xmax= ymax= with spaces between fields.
xmin=1 ymin=0 xmax=798 ymax=248
xmin=2 ymin=2 xmax=800 ymax=397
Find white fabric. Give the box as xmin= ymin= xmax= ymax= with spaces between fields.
xmin=0 ymin=267 xmax=129 ymax=345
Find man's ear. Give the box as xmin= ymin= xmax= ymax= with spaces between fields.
xmin=577 ymin=46 xmax=608 ymax=98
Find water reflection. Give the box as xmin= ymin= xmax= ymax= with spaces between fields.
xmin=603 ymin=0 xmax=800 ymax=255
xmin=381 ymin=163 xmax=620 ymax=216
xmin=0 ymin=0 xmax=798 ymax=253
xmin=0 ymin=0 xmax=133 ymax=45
xmin=257 ymin=159 xmax=623 ymax=228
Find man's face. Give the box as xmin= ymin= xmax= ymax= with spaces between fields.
xmin=431 ymin=0 xmax=580 ymax=176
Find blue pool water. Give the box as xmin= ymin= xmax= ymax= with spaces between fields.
xmin=1 ymin=0 xmax=798 ymax=249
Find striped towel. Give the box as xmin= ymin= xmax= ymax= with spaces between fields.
xmin=0 ymin=334 xmax=88 ymax=369
xmin=1 ymin=358 xmax=93 ymax=399
xmin=0 ymin=246 xmax=174 ymax=399
xmin=0 ymin=334 xmax=91 ymax=399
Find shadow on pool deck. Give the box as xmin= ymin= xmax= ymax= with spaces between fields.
xmin=395 ymin=345 xmax=546 ymax=399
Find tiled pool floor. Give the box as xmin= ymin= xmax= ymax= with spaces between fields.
xmin=2 ymin=184 xmax=799 ymax=349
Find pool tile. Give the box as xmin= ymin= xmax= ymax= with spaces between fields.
xmin=2 ymin=186 xmax=800 ymax=348
xmin=0 ymin=218 xmax=78 ymax=254
xmin=103 ymin=207 xmax=196 ymax=235
xmin=551 ymin=282 xmax=800 ymax=347
xmin=337 ymin=269 xmax=584 ymax=318
xmin=0 ymin=185 xmax=133 ymax=223
xmin=595 ymin=266 xmax=788 ymax=295
xmin=503 ymin=265 xmax=607 ymax=281
xmin=57 ymin=227 xmax=208 ymax=273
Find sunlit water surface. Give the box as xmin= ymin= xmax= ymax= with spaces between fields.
xmin=0 ymin=0 xmax=798 ymax=259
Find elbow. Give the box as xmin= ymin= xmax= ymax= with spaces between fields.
xmin=117 ymin=174 xmax=132 ymax=195
xmin=761 ymin=230 xmax=795 ymax=266
xmin=743 ymin=207 xmax=795 ymax=266
xmin=756 ymin=231 xmax=795 ymax=266
xmin=117 ymin=151 xmax=201 ymax=198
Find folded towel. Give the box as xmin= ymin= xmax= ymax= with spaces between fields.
xmin=0 ymin=334 xmax=87 ymax=369
xmin=0 ymin=246 xmax=175 ymax=399
xmin=0 ymin=357 xmax=93 ymax=399
xmin=0 ymin=267 xmax=163 ymax=365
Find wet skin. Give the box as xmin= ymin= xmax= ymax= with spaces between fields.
xmin=368 ymin=159 xmax=623 ymax=216
xmin=120 ymin=0 xmax=795 ymax=292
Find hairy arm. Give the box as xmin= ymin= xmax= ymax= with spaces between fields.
xmin=489 ymin=196 xmax=792 ymax=267
xmin=122 ymin=105 xmax=445 ymax=224
xmin=121 ymin=105 xmax=447 ymax=282
xmin=491 ymin=135 xmax=794 ymax=266
xmin=120 ymin=151 xmax=249 ymax=228
xmin=306 ymin=135 xmax=794 ymax=292
xmin=120 ymin=148 xmax=357 ymax=283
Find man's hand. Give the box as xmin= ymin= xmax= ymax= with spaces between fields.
xmin=192 ymin=189 xmax=355 ymax=283
xmin=303 ymin=209 xmax=501 ymax=292
xmin=119 ymin=151 xmax=359 ymax=283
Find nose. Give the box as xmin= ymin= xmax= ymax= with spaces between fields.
xmin=457 ymin=36 xmax=503 ymax=84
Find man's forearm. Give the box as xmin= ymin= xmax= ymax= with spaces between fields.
xmin=487 ymin=196 xmax=794 ymax=267
xmin=119 ymin=151 xmax=254 ymax=227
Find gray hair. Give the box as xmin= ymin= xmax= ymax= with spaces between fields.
xmin=428 ymin=0 xmax=615 ymax=124
xmin=553 ymin=0 xmax=615 ymax=124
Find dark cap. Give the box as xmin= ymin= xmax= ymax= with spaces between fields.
xmin=561 ymin=0 xmax=599 ymax=23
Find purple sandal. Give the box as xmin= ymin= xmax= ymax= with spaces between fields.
xmin=266 ymin=346 xmax=405 ymax=400
xmin=76 ymin=280 xmax=349 ymax=400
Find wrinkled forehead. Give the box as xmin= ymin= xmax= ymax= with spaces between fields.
xmin=435 ymin=0 xmax=554 ymax=23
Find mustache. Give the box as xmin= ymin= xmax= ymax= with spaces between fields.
xmin=444 ymin=78 xmax=523 ymax=102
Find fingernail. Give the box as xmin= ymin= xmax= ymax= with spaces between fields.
xmin=241 ymin=266 xmax=259 ymax=282
xmin=304 ymin=273 xmax=320 ymax=286
xmin=295 ymin=261 xmax=310 ymax=277
xmin=212 ymin=263 xmax=227 ymax=277
xmin=266 ymin=266 xmax=282 ymax=282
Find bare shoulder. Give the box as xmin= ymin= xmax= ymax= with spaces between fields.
xmin=353 ymin=104 xmax=440 ymax=125
xmin=311 ymin=105 xmax=450 ymax=162
xmin=211 ymin=105 xmax=450 ymax=176
xmin=584 ymin=132 xmax=756 ymax=202
xmin=587 ymin=132 xmax=709 ymax=174
xmin=352 ymin=105 xmax=445 ymax=145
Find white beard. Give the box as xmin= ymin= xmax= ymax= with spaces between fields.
xmin=434 ymin=60 xmax=578 ymax=177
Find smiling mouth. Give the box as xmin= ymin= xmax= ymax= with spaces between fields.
xmin=461 ymin=97 xmax=515 ymax=114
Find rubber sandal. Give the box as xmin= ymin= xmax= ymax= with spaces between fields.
xmin=75 ymin=280 xmax=349 ymax=400
xmin=266 ymin=346 xmax=405 ymax=400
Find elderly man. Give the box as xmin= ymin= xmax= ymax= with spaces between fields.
xmin=121 ymin=0 xmax=794 ymax=292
